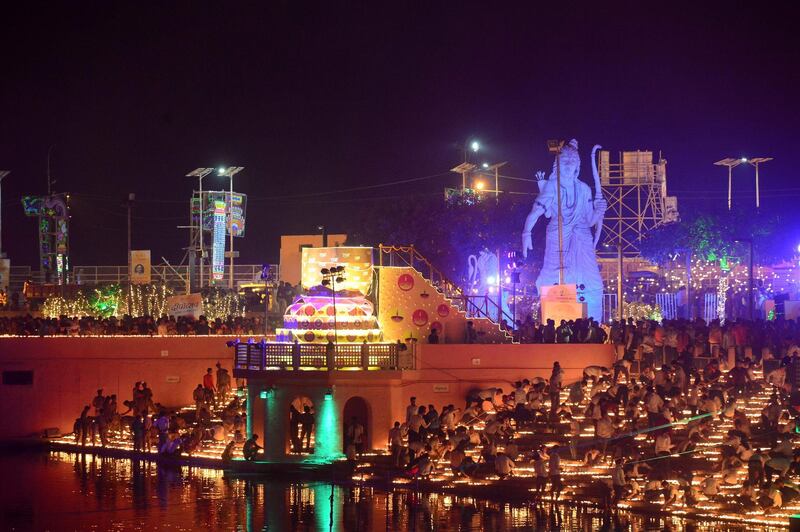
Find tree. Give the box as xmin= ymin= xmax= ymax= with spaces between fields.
xmin=639 ymin=208 xmax=791 ymax=266
xmin=348 ymin=193 xmax=537 ymax=279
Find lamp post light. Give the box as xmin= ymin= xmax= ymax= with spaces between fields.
xmin=464 ymin=139 xmax=480 ymax=163
xmin=317 ymin=224 xmax=328 ymax=247
xmin=714 ymin=158 xmax=745 ymax=211
xmin=734 ymin=237 xmax=754 ymax=321
xmin=715 ymin=156 xmax=772 ymax=210
xmin=0 ymin=170 xmax=9 ymax=257
xmin=603 ymin=241 xmax=624 ymax=321
xmin=480 ymin=161 xmax=507 ymax=201
xmin=547 ymin=140 xmax=566 ymax=285
xmin=510 ymin=270 xmax=520 ymax=336
xmin=186 ymin=167 xmax=215 ymax=289
xmin=321 ymin=265 xmax=346 ymax=348
xmin=217 ymin=166 xmax=244 ymax=289
xmin=744 ymin=157 xmax=773 ymax=209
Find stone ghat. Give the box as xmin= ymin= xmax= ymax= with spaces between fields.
xmin=46 ymin=368 xmax=799 ymax=529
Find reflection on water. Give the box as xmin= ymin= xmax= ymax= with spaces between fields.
xmin=0 ymin=451 xmax=781 ymax=531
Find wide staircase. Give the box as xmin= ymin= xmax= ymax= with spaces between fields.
xmin=377 ymin=245 xmax=515 ymax=343
xmin=354 ymin=365 xmax=797 ymax=528
xmin=52 ymin=388 xmax=246 ymax=459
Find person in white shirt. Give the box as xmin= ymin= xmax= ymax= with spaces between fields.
xmin=583 ymin=365 xmax=609 ymax=383
xmin=701 ymin=476 xmax=720 ymax=500
xmin=655 ymin=432 xmax=673 ymax=455
xmin=407 ymin=406 xmax=429 ymax=442
xmin=494 ymin=451 xmax=514 ymax=479
xmin=405 ymin=397 xmax=418 ymax=423
xmin=388 ymin=421 xmax=405 ymax=466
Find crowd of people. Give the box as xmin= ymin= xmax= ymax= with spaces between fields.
xmin=385 ymin=317 xmax=800 ymax=514
xmin=72 ymin=362 xmax=252 ymax=460
xmin=0 ymin=315 xmax=267 ymax=336
xmin=60 ymin=313 xmax=800 ymax=517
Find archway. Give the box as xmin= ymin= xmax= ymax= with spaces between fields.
xmin=342 ymin=396 xmax=370 ymax=453
xmin=288 ymin=396 xmax=315 ymax=454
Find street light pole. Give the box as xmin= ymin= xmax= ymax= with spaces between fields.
xmin=321 ymin=266 xmax=346 ymax=347
xmin=617 ymin=242 xmax=624 ymax=321
xmin=216 ymin=166 xmax=244 ymax=289
xmin=734 ymin=238 xmax=754 ymax=320
xmin=714 ymin=158 xmax=745 ymax=211
xmin=744 ymin=157 xmax=773 ymax=210
xmin=749 ymin=240 xmax=754 ymax=320
xmin=229 ymin=171 xmax=234 ymax=289
xmin=0 ymin=171 xmax=9 ymax=257
xmin=186 ymin=168 xmax=215 ymax=290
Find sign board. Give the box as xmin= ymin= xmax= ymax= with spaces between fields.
xmin=301 ymin=246 xmax=373 ymax=294
xmin=212 ymin=201 xmax=226 ymax=281
xmin=433 ymin=384 xmax=450 ymax=393
xmin=129 ymin=250 xmax=151 ymax=284
xmin=0 ymin=258 xmax=9 ymax=292
xmin=166 ymin=293 xmax=203 ymax=319
xmin=540 ymin=283 xmax=585 ymax=323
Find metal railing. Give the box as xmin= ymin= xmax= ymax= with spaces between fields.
xmin=9 ymin=264 xmax=279 ymax=293
xmin=377 ymin=245 xmax=515 ymax=339
xmin=233 ymin=341 xmax=412 ymax=371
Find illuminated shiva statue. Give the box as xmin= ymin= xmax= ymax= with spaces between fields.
xmin=522 ymin=139 xmax=606 ymax=320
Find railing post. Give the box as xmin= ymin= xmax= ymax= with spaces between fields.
xmin=292 ymin=341 xmax=300 ymax=370
xmin=361 ymin=343 xmax=369 ymax=370
xmin=326 ymin=343 xmax=335 ymax=370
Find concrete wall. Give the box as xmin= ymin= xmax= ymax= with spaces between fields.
xmin=0 ymin=337 xmax=613 ymax=446
xmin=241 ymin=342 xmax=615 ymax=452
xmin=0 ymin=336 xmax=237 ymax=439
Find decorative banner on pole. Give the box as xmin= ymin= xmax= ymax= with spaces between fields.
xmin=212 ymin=200 xmax=226 ymax=281
xmin=165 ymin=293 xmax=203 ymax=319
xmin=201 ymin=191 xmax=247 ymax=237
xmin=129 ymin=250 xmax=151 ymax=284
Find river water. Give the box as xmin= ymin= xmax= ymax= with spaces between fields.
xmin=0 ymin=450 xmax=783 ymax=531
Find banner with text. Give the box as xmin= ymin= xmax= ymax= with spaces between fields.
xmin=166 ymin=293 xmax=203 ymax=319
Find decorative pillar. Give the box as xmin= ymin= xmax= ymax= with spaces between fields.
xmin=247 ymin=386 xmax=266 ymax=444
xmin=313 ymin=388 xmax=343 ymax=462
xmin=263 ymin=387 xmax=289 ymax=462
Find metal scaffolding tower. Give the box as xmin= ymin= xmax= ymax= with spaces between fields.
xmin=597 ymin=150 xmax=678 ymax=257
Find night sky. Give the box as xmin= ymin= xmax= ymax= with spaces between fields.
xmin=1 ymin=2 xmax=797 ymax=267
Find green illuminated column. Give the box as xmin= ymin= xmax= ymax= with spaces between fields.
xmin=313 ymin=390 xmax=343 ymax=463
xmin=313 ymin=483 xmax=341 ymax=532
xmin=248 ymin=386 xmax=266 ymax=444
xmin=264 ymin=388 xmax=288 ymax=462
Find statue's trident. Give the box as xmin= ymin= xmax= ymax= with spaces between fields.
xmin=591 ymin=144 xmax=603 ymax=249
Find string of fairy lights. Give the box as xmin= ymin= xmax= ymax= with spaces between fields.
xmin=602 ymin=258 xmax=800 ymax=299
xmin=40 ymin=284 xmax=246 ymax=320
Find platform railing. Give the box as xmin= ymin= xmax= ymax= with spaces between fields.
xmin=9 ymin=263 xmax=279 ymax=293
xmin=233 ymin=341 xmax=411 ymax=371
xmin=377 ymin=244 xmax=516 ymax=341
